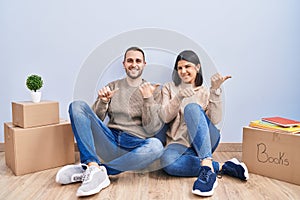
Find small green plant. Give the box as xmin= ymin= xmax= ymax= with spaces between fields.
xmin=26 ymin=74 xmax=43 ymax=92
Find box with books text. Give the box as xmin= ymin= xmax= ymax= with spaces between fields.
xmin=242 ymin=126 xmax=300 ymax=185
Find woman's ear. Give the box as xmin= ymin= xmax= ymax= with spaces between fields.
xmin=196 ymin=64 xmax=201 ymax=71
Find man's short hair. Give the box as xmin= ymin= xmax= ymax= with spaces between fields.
xmin=124 ymin=47 xmax=145 ymax=61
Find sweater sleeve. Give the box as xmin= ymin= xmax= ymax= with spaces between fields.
xmin=141 ymin=87 xmax=164 ymax=134
xmin=206 ymin=88 xmax=222 ymax=124
xmin=159 ymin=84 xmax=182 ymax=123
xmin=92 ymin=98 xmax=109 ymax=121
xmin=91 ymin=82 xmax=116 ymax=121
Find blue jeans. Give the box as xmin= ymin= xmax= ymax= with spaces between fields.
xmin=69 ymin=101 xmax=164 ymax=175
xmin=161 ymin=103 xmax=221 ymax=177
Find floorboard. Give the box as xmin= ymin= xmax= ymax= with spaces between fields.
xmin=1 ymin=152 xmax=300 ymax=200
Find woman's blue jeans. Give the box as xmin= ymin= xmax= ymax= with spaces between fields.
xmin=161 ymin=103 xmax=221 ymax=177
xmin=69 ymin=101 xmax=164 ymax=175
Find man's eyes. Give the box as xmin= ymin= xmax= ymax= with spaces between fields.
xmin=127 ymin=59 xmax=142 ymax=63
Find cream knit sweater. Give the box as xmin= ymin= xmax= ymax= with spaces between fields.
xmin=159 ymin=82 xmax=222 ymax=147
xmin=92 ymin=78 xmax=163 ymax=139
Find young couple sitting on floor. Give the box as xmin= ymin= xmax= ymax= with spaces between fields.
xmin=55 ymin=46 xmax=249 ymax=197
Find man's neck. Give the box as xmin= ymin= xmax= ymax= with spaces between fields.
xmin=126 ymin=76 xmax=143 ymax=87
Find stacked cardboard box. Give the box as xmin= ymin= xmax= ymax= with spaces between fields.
xmin=4 ymin=101 xmax=75 ymax=175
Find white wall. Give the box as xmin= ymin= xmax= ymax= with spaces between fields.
xmin=1 ymin=0 xmax=300 ymax=143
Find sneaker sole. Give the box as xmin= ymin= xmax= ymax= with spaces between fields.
xmin=76 ymin=176 xmax=111 ymax=197
xmin=192 ymin=179 xmax=218 ymax=197
xmin=229 ymin=158 xmax=249 ymax=180
xmin=55 ymin=165 xmax=83 ymax=184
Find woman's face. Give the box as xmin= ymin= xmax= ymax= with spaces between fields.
xmin=177 ymin=60 xmax=199 ymax=84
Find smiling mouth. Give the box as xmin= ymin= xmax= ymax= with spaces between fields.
xmin=182 ymin=75 xmax=190 ymax=79
xmin=129 ymin=66 xmax=139 ymax=70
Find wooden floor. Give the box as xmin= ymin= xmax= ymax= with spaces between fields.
xmin=1 ymin=151 xmax=300 ymax=200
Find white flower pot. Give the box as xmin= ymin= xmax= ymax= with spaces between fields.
xmin=31 ymin=91 xmax=42 ymax=103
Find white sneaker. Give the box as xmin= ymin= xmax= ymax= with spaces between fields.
xmin=56 ymin=164 xmax=86 ymax=185
xmin=76 ymin=165 xmax=110 ymax=197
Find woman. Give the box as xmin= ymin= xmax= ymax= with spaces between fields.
xmin=159 ymin=50 xmax=249 ymax=197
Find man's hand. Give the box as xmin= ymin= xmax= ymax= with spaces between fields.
xmin=139 ymin=82 xmax=160 ymax=98
xmin=97 ymin=86 xmax=119 ymax=103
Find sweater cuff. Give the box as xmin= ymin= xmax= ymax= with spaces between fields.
xmin=209 ymin=88 xmax=222 ymax=101
xmin=96 ymin=97 xmax=110 ymax=105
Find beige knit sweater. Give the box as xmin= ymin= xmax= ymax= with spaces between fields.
xmin=92 ymin=78 xmax=163 ymax=139
xmin=159 ymin=82 xmax=222 ymax=147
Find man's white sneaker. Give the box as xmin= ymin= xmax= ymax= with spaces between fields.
xmin=55 ymin=164 xmax=86 ymax=185
xmin=76 ymin=165 xmax=110 ymax=197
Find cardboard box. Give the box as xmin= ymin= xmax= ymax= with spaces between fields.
xmin=242 ymin=126 xmax=300 ymax=185
xmin=12 ymin=101 xmax=59 ymax=128
xmin=4 ymin=120 xmax=75 ymax=175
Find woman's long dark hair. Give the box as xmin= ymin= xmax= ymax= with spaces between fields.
xmin=172 ymin=50 xmax=203 ymax=86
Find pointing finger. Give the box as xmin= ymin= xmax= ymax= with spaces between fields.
xmin=223 ymin=75 xmax=232 ymax=81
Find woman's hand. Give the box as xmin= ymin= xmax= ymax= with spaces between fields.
xmin=178 ymin=87 xmax=201 ymax=98
xmin=211 ymin=73 xmax=232 ymax=89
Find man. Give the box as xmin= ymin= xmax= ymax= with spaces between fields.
xmin=55 ymin=47 xmax=164 ymax=197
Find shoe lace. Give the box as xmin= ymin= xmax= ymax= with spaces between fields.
xmin=82 ymin=166 xmax=95 ymax=183
xmin=198 ymin=170 xmax=209 ymax=181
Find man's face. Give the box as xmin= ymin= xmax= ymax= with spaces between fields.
xmin=123 ymin=50 xmax=146 ymax=79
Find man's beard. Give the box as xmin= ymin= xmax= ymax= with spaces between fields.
xmin=125 ymin=67 xmax=143 ymax=79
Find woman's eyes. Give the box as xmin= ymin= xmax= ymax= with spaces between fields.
xmin=177 ymin=65 xmax=192 ymax=70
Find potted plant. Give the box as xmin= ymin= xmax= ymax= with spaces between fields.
xmin=26 ymin=74 xmax=43 ymax=103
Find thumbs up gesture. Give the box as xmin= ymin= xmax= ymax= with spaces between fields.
xmin=98 ymin=86 xmax=119 ymax=103
xmin=211 ymin=73 xmax=232 ymax=89
xmin=139 ymin=82 xmax=160 ymax=98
